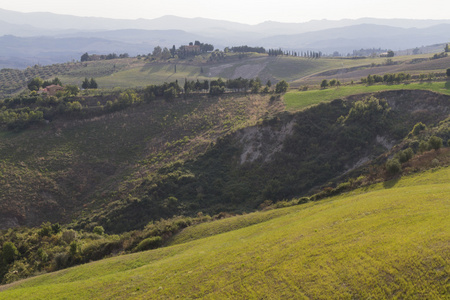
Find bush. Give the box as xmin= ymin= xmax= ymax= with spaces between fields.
xmin=134 ymin=236 xmax=163 ymax=252
xmin=419 ymin=141 xmax=429 ymax=153
xmin=410 ymin=122 xmax=426 ymax=136
xmin=397 ymin=148 xmax=414 ymax=163
xmin=386 ymin=158 xmax=401 ymax=175
xmin=61 ymin=230 xmax=77 ymax=244
xmin=275 ymin=80 xmax=289 ymax=93
xmin=2 ymin=242 xmax=19 ymax=264
xmin=93 ymin=226 xmax=105 ymax=235
xmin=428 ymin=136 xmax=443 ymax=151
xmin=53 ymin=252 xmax=70 ymax=270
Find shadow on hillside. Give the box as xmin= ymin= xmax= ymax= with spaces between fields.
xmin=383 ymin=177 xmax=400 ymax=189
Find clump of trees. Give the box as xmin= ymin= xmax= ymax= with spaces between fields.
xmin=431 ymin=52 xmax=448 ymax=60
xmin=28 ymin=77 xmax=62 ymax=91
xmin=230 ymin=46 xmax=266 ymax=54
xmin=81 ymin=52 xmax=129 ymax=62
xmin=82 ymin=77 xmax=98 ymax=89
xmin=321 ymin=79 xmax=340 ymax=89
xmin=361 ymin=72 xmax=411 ymax=85
xmin=275 ymin=80 xmax=289 ymax=93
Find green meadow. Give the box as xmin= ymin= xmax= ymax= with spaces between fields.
xmin=1 ymin=167 xmax=448 ymax=299
xmin=284 ymin=81 xmax=450 ymax=111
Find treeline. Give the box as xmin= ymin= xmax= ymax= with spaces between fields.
xmin=361 ymin=72 xmax=412 ymax=84
xmin=0 ymin=76 xmax=289 ymax=131
xmin=268 ymin=49 xmax=322 ymax=58
xmin=81 ymin=52 xmax=129 ymax=62
xmin=230 ymin=46 xmax=266 ymax=54
xmin=142 ymin=41 xmax=214 ymax=61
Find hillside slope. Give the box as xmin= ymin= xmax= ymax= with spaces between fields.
xmin=1 ymin=89 xmax=449 ymax=232
xmin=1 ymin=167 xmax=448 ymax=299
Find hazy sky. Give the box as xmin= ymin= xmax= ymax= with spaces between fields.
xmin=1 ymin=0 xmax=450 ymax=24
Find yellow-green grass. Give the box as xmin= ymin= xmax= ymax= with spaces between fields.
xmin=284 ymin=81 xmax=450 ymax=111
xmin=1 ymin=167 xmax=449 ymax=299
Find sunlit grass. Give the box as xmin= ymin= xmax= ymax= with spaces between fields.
xmin=2 ymin=167 xmax=448 ymax=299
xmin=284 ymin=81 xmax=450 ymax=111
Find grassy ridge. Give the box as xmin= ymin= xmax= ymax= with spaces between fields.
xmin=2 ymin=167 xmax=448 ymax=299
xmin=284 ymin=81 xmax=450 ymax=111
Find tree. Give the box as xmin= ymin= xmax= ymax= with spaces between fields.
xmin=447 ymin=68 xmax=450 ymax=77
xmin=152 ymin=46 xmax=162 ymax=58
xmin=428 ymin=136 xmax=443 ymax=151
xmin=80 ymin=52 xmax=90 ymax=62
xmin=82 ymin=77 xmax=90 ymax=89
xmin=387 ymin=50 xmax=395 ymax=57
xmin=320 ymin=79 xmax=329 ymax=89
xmin=2 ymin=242 xmax=18 ymax=264
xmin=28 ymin=77 xmax=43 ymax=91
xmin=386 ymin=158 xmax=401 ymax=175
xmin=64 ymin=85 xmax=79 ymax=96
xmin=275 ymin=80 xmax=289 ymax=93
xmin=89 ymin=78 xmax=98 ymax=89
xmin=93 ymin=226 xmax=104 ymax=235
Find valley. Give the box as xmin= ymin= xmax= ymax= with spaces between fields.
xmin=0 ymin=11 xmax=449 ymax=296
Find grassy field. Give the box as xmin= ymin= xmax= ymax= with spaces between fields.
xmin=1 ymin=166 xmax=448 ymax=299
xmin=284 ymin=81 xmax=450 ymax=111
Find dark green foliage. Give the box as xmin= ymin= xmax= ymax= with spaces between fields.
xmin=387 ymin=50 xmax=395 ymax=57
xmin=51 ymin=223 xmax=61 ymax=234
xmin=275 ymin=80 xmax=288 ymax=93
xmin=89 ymin=78 xmax=98 ymax=89
xmin=431 ymin=52 xmax=448 ymax=60
xmin=38 ymin=222 xmax=53 ymax=237
xmin=27 ymin=77 xmax=43 ymax=91
xmin=386 ymin=159 xmax=401 ymax=175
xmin=2 ymin=242 xmax=19 ymax=264
xmin=419 ymin=141 xmax=429 ymax=153
xmin=230 ymin=46 xmax=266 ymax=53
xmin=447 ymin=68 xmax=450 ymax=77
xmin=363 ymin=72 xmax=411 ymax=85
xmin=428 ymin=136 xmax=443 ymax=151
xmin=53 ymin=252 xmax=70 ymax=270
xmin=396 ymin=148 xmax=414 ymax=163
xmin=64 ymin=84 xmax=79 ymax=96
xmin=320 ymin=79 xmax=328 ymax=89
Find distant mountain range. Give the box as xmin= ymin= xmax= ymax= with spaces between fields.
xmin=0 ymin=8 xmax=449 ymax=68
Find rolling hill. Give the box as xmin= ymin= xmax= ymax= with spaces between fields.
xmin=0 ymin=166 xmax=448 ymax=298
xmin=1 ymin=8 xmax=450 ymax=68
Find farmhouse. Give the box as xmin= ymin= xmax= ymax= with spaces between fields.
xmin=38 ymin=84 xmax=64 ymax=96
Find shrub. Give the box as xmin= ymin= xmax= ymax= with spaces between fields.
xmin=38 ymin=222 xmax=52 ymax=237
xmin=93 ymin=226 xmax=105 ymax=236
xmin=61 ymin=230 xmax=77 ymax=244
xmin=386 ymin=158 xmax=401 ymax=175
xmin=428 ymin=136 xmax=443 ymax=151
xmin=431 ymin=158 xmax=440 ymax=168
xmin=397 ymin=148 xmax=414 ymax=163
xmin=134 ymin=236 xmax=163 ymax=252
xmin=275 ymin=80 xmax=289 ymax=93
xmin=2 ymin=242 xmax=19 ymax=264
xmin=419 ymin=141 xmax=429 ymax=153
xmin=409 ymin=122 xmax=426 ymax=136
xmin=53 ymin=252 xmax=70 ymax=270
